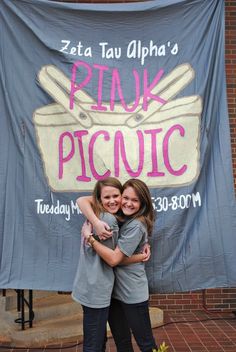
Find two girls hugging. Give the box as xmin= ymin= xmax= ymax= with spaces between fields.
xmin=72 ymin=177 xmax=158 ymax=352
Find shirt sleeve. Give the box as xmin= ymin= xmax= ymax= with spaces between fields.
xmin=117 ymin=222 xmax=144 ymax=257
xmin=100 ymin=212 xmax=119 ymax=231
xmin=97 ymin=213 xmax=119 ymax=248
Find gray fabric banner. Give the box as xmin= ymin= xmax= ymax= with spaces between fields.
xmin=0 ymin=0 xmax=235 ymax=292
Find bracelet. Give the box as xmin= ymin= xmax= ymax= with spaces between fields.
xmin=87 ymin=234 xmax=96 ymax=247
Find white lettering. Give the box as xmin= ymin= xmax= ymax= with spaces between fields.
xmin=59 ymin=40 xmax=92 ymax=57
xmin=35 ymin=199 xmax=80 ymax=221
xmin=60 ymin=40 xmax=70 ymax=53
xmin=126 ymin=40 xmax=178 ymax=65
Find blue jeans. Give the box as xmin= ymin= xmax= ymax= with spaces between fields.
xmin=108 ymin=298 xmax=134 ymax=352
xmin=82 ymin=305 xmax=109 ymax=352
xmin=108 ymin=298 xmax=157 ymax=352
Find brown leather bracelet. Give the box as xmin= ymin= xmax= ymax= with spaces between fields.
xmin=88 ymin=234 xmax=96 ymax=247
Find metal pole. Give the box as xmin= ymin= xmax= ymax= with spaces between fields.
xmin=29 ymin=290 xmax=33 ymax=328
xmin=21 ymin=290 xmax=25 ymax=330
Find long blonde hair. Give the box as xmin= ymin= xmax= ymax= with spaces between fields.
xmin=92 ymin=177 xmax=123 ymax=217
xmin=122 ymin=179 xmax=155 ymax=235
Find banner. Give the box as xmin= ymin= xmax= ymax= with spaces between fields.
xmin=0 ymin=0 xmax=235 ymax=292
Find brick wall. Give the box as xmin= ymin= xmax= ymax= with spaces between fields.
xmin=57 ymin=0 xmax=236 ymax=312
xmin=150 ymin=288 xmax=236 ymax=313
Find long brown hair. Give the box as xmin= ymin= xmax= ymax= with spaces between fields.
xmin=122 ymin=178 xmax=155 ymax=235
xmin=92 ymin=177 xmax=123 ymax=217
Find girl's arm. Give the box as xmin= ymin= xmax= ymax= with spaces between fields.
xmin=121 ymin=253 xmax=148 ymax=265
xmin=91 ymin=239 xmax=149 ymax=266
xmin=77 ymin=196 xmax=112 ymax=239
xmin=82 ymin=221 xmax=150 ymax=266
xmin=90 ymin=237 xmax=124 ymax=267
xmin=82 ymin=221 xmax=124 ymax=267
xmin=121 ymin=243 xmax=151 ymax=264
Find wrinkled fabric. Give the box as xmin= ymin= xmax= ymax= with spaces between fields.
xmin=0 ymin=0 xmax=235 ymax=292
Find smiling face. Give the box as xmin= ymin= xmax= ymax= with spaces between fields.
xmin=100 ymin=186 xmax=122 ymax=214
xmin=121 ymin=186 xmax=141 ymax=217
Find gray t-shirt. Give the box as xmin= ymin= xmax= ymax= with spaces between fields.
xmin=72 ymin=212 xmax=119 ymax=308
xmin=112 ymin=218 xmax=149 ymax=304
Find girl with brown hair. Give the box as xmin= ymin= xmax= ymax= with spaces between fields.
xmin=81 ymin=178 xmax=158 ymax=352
